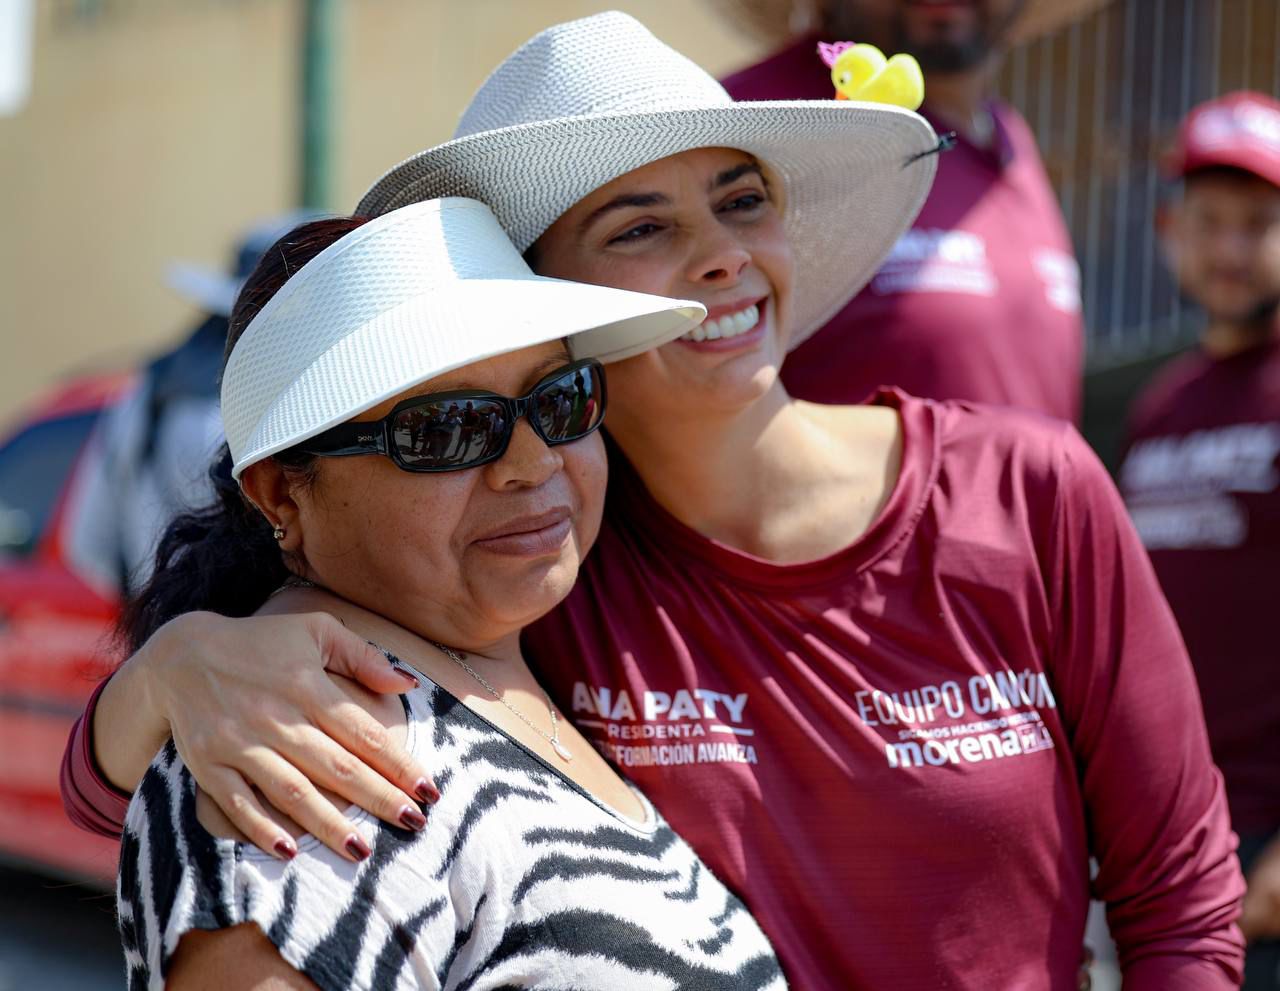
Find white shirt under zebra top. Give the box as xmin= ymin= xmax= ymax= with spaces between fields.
xmin=116 ymin=671 xmax=787 ymax=991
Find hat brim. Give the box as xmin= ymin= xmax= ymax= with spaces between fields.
xmin=357 ymin=102 xmax=937 ymax=352
xmin=232 ymin=275 xmax=703 ymax=477
xmin=1171 ymin=149 xmax=1280 ymax=191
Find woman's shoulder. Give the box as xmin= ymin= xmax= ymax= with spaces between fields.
xmin=115 ymin=676 xmax=457 ymax=990
xmin=117 ymin=711 xmax=465 ymax=991
xmin=813 ymin=390 xmax=1083 ymax=481
xmin=926 ymin=396 xmax=1088 ymax=481
xmin=119 ymin=743 xmax=241 ymax=988
xmin=868 ymin=393 xmax=1122 ymax=540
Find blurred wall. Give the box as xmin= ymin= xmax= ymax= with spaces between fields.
xmin=0 ymin=0 xmax=766 ymax=428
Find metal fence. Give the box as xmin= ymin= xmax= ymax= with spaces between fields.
xmin=999 ymin=0 xmax=1280 ymax=368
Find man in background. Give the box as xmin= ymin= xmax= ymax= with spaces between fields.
xmin=1118 ymin=91 xmax=1280 ymax=990
xmin=65 ymin=213 xmax=316 ymax=596
xmin=720 ymin=0 xmax=1104 ymax=420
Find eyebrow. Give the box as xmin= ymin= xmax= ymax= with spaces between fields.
xmin=577 ymin=192 xmax=670 ymax=237
xmin=576 ymin=160 xmax=768 ymax=237
xmin=530 ymin=349 xmax=574 ymax=378
xmin=711 ymin=161 xmax=765 ymax=189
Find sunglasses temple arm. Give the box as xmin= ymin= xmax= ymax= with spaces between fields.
xmin=296 ymin=423 xmax=389 ymax=458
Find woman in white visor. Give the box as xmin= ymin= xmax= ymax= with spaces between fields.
xmin=112 ymin=200 xmax=785 ymax=990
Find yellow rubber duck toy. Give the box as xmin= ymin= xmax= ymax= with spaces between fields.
xmin=817 ymin=41 xmax=924 ymax=111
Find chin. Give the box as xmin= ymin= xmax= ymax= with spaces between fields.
xmin=1201 ymin=292 xmax=1264 ymax=323
xmin=708 ymin=350 xmax=783 ymax=410
xmin=477 ymin=557 xmax=582 ymax=629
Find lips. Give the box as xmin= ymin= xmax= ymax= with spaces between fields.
xmin=472 ymin=507 xmax=574 ymax=557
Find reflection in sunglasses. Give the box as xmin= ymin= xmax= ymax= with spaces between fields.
xmin=301 ymin=360 xmax=606 ymax=473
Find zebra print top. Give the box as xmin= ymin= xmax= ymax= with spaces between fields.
xmin=116 ymin=675 xmax=786 ymax=991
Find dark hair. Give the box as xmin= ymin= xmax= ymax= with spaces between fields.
xmin=117 ymin=216 xmax=370 ymax=654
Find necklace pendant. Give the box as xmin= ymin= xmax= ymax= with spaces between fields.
xmin=551 ymin=740 xmax=574 ymax=762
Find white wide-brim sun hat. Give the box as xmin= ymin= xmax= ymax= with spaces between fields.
xmin=356 ymin=10 xmax=940 ymax=352
xmin=221 ymin=197 xmax=706 ymax=479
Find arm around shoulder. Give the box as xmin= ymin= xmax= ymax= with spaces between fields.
xmin=60 ymin=675 xmax=133 ymax=836
xmin=81 ymin=600 xmax=435 ymax=861
xmin=59 ymin=612 xmax=214 ymax=836
xmin=91 ymin=611 xmax=213 ymax=793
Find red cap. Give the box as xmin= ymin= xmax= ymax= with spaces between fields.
xmin=1165 ymin=91 xmax=1280 ymax=189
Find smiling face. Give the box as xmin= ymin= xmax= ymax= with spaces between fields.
xmin=242 ymin=342 xmax=606 ymax=650
xmin=530 ymin=147 xmax=795 ymax=427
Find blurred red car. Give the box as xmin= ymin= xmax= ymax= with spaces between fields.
xmin=0 ymin=371 xmax=133 ymax=885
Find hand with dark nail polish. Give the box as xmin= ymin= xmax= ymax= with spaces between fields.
xmin=344 ymin=833 xmax=372 ymax=861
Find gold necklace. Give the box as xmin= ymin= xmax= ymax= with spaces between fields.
xmin=432 ymin=641 xmax=573 ymax=763
xmin=267 ymin=576 xmax=320 ymax=599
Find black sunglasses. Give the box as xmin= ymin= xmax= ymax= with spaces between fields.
xmin=298 ymin=358 xmax=607 ymax=472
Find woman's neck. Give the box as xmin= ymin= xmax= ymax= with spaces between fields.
xmin=607 ymin=384 xmax=901 ymax=563
xmin=266 ymin=583 xmax=526 ymax=666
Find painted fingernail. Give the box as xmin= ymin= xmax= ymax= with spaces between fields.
xmin=398 ymin=805 xmax=427 ymax=831
xmin=273 ymin=837 xmax=297 ymax=861
xmin=414 ymin=778 xmax=440 ymax=804
xmin=386 ymin=655 xmax=419 ymax=689
xmin=344 ymin=833 xmax=371 ymax=861
xmin=394 ymin=669 xmax=420 ymax=689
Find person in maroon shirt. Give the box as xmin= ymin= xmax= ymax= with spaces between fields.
xmin=719 ymin=0 xmax=1096 ymax=420
xmin=1118 ymin=91 xmax=1280 ymax=991
xmin=63 ymin=13 xmax=1242 ymax=989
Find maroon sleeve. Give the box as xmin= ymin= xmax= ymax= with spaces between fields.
xmin=1048 ymin=427 xmax=1245 ymax=987
xmin=60 ymin=676 xmax=131 ymax=837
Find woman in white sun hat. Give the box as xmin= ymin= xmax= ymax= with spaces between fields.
xmin=73 ymin=11 xmax=1243 ymax=989
xmin=112 ymin=200 xmax=789 ymax=989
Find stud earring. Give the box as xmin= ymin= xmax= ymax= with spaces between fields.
xmin=272 ymin=525 xmax=286 ymax=541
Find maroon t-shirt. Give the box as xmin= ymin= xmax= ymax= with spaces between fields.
xmin=722 ymin=37 xmax=1084 ymax=420
xmin=524 ymin=393 xmax=1242 ymax=990
xmin=62 ymin=395 xmax=1243 ymax=985
xmin=1119 ymin=338 xmax=1280 ymax=836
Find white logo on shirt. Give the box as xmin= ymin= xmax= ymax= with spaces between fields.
xmin=571 ymin=683 xmax=759 ymax=768
xmin=1120 ymin=422 xmax=1280 ymax=549
xmin=871 ymin=229 xmax=997 ymax=297
xmin=1127 ymin=497 xmax=1248 ymax=551
xmin=854 ymin=669 xmax=1058 ymax=770
xmin=1033 ymin=248 xmax=1082 ymax=313
xmin=1122 ymin=423 xmax=1280 ymax=496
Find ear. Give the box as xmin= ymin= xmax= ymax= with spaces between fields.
xmin=240 ymin=459 xmax=305 ymax=554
